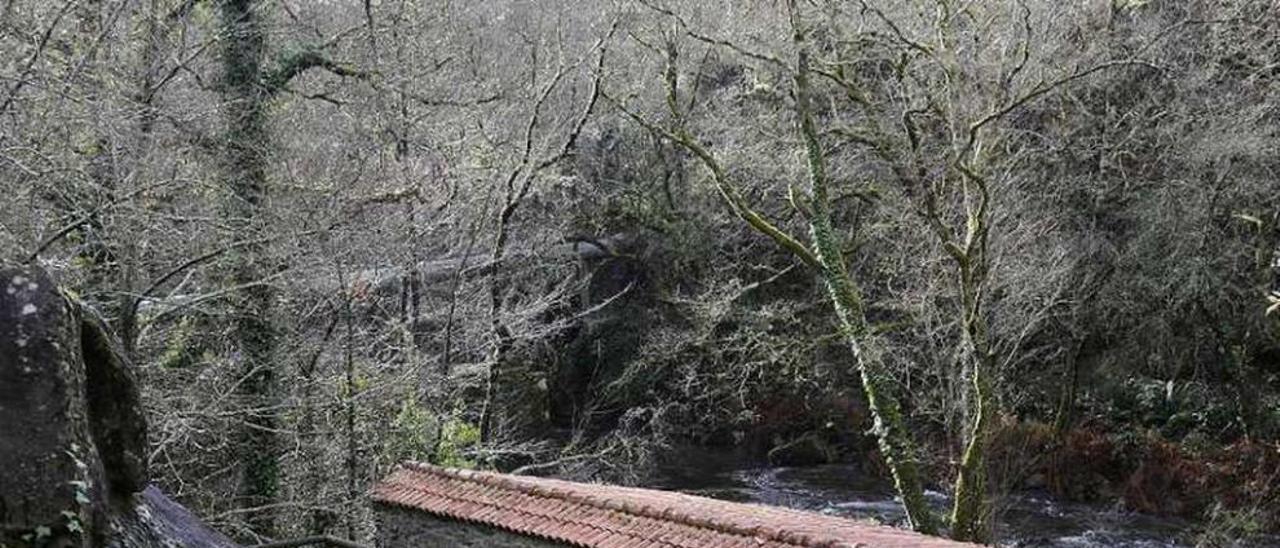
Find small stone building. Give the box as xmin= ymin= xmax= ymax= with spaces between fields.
xmin=370 ymin=462 xmax=971 ymax=547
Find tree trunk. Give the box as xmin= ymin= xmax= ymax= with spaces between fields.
xmin=1053 ymin=339 xmax=1085 ymax=437
xmin=811 ymin=224 xmax=939 ymax=535
xmin=219 ymin=0 xmax=279 ymax=537
xmin=946 ymin=179 xmax=995 ymax=542
xmin=343 ymin=263 xmax=359 ymax=540
xmin=948 ymin=273 xmax=995 ymax=542
xmin=788 ymin=12 xmax=938 ymax=532
xmin=479 ymin=208 xmax=515 ymax=443
xmin=118 ymin=0 xmax=167 ymax=357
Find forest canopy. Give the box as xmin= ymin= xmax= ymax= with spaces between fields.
xmin=1 ymin=0 xmax=1277 ymax=545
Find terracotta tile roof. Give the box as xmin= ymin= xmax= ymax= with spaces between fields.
xmin=370 ymin=462 xmax=973 ymax=548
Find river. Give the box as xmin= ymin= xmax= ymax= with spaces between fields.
xmin=648 ymin=449 xmax=1217 ymax=547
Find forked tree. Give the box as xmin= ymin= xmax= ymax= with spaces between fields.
xmin=616 ymin=0 xmax=1155 ymax=540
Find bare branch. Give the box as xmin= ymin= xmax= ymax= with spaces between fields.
xmin=25 ymin=179 xmax=183 ymax=264
xmin=607 ymin=92 xmax=821 ymax=270
xmin=534 ymin=20 xmax=618 ymax=173
xmin=0 ymin=0 xmax=76 ymax=114
xmin=964 ymin=59 xmax=1163 ymax=158
xmin=398 ymin=88 xmax=502 ymax=108
xmin=262 ymin=49 xmax=374 ymax=94
xmin=635 ymin=0 xmax=787 ymax=68
xmin=856 ymin=0 xmax=934 ymax=56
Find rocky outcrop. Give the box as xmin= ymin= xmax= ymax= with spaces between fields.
xmin=0 ymin=265 xmax=235 ymax=547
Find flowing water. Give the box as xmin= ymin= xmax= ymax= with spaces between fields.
xmin=648 ymin=449 xmax=1222 ymax=547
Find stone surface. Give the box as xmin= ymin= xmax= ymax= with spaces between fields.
xmin=104 ymin=487 xmax=239 ymax=548
xmin=0 ymin=265 xmax=235 ymax=547
xmin=0 ymin=266 xmax=103 ymax=544
xmin=81 ymin=309 xmax=148 ymax=499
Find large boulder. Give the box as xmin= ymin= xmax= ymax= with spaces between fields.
xmin=0 ymin=265 xmax=235 ymax=547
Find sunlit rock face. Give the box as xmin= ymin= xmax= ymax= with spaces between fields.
xmin=0 ymin=265 xmax=234 ymax=548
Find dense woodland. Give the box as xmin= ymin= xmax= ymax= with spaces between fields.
xmin=2 ymin=0 xmax=1278 ymax=545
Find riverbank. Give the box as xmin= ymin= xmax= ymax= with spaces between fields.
xmin=986 ymin=419 xmax=1279 ymax=540
xmin=643 ymin=422 xmax=1280 ymax=547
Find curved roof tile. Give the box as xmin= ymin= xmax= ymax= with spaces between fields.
xmin=371 ymin=462 xmax=974 ymax=548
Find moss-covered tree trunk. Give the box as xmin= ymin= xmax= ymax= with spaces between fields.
xmin=810 ymin=221 xmax=939 ymax=535
xmin=948 ymin=259 xmax=995 ymax=542
xmin=620 ymin=4 xmax=940 ymax=534
xmin=789 ymin=11 xmax=937 ymax=532
xmin=219 ymin=0 xmax=279 ymax=537
xmin=117 ymin=0 xmax=167 ymax=358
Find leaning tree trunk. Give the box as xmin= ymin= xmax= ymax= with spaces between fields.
xmin=219 ymin=0 xmax=279 ymax=537
xmin=791 ymin=28 xmax=937 ymax=533
xmin=811 ymin=221 xmax=939 ymax=535
xmin=619 ymin=6 xmax=939 ymax=533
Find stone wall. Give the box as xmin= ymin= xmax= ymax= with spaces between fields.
xmin=373 ymin=505 xmax=566 ymax=548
